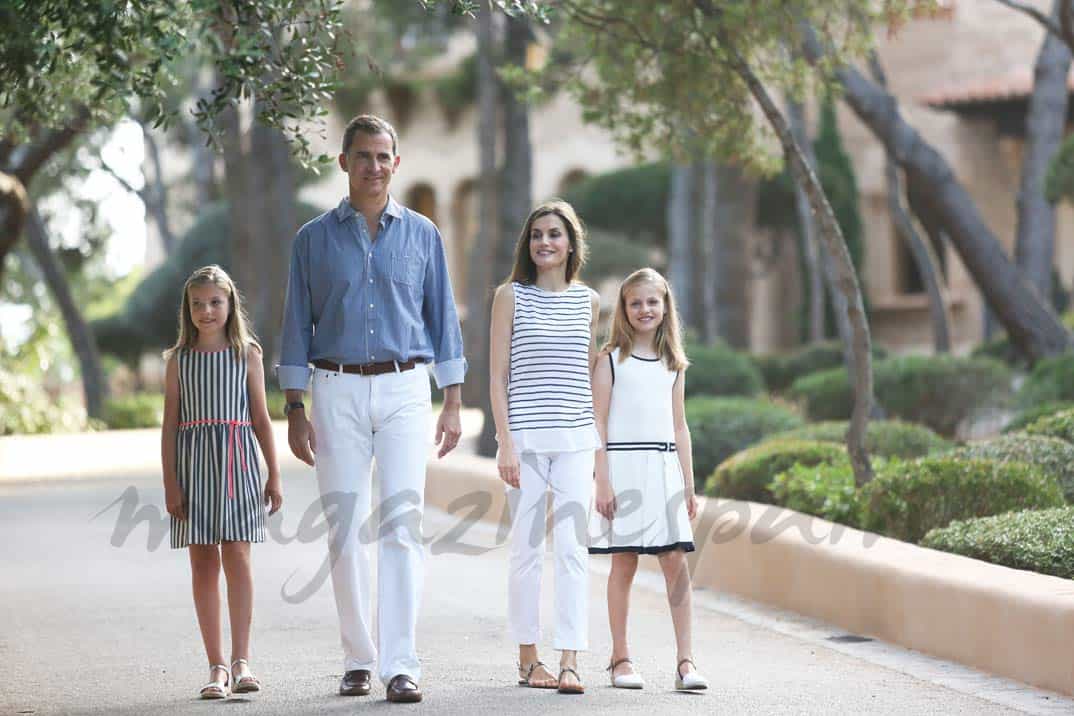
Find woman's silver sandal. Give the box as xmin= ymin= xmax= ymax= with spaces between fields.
xmin=675 ymin=658 xmax=709 ymax=691
xmin=607 ymin=657 xmax=644 ymax=689
xmin=231 ymin=658 xmax=261 ymax=694
xmin=199 ymin=664 xmax=230 ymax=699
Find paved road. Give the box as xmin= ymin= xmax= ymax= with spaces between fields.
xmin=2 ymin=468 xmax=1072 ymax=715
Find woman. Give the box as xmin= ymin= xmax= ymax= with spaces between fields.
xmin=489 ymin=200 xmax=601 ymax=695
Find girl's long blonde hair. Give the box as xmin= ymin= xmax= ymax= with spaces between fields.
xmin=506 ymin=199 xmax=588 ymax=285
xmin=163 ymin=265 xmax=259 ymax=361
xmin=604 ymin=268 xmax=689 ymax=372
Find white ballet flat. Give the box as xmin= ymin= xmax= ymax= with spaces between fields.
xmin=675 ymin=658 xmax=708 ymax=691
xmin=607 ymin=657 xmax=644 ymax=689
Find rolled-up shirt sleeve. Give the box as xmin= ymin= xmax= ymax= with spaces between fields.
xmin=277 ymin=229 xmax=313 ymax=391
xmin=422 ymin=225 xmax=467 ymax=389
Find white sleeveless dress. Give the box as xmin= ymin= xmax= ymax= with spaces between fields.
xmin=588 ymin=348 xmax=695 ymax=554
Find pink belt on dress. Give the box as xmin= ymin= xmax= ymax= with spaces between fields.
xmin=178 ymin=419 xmax=252 ymax=499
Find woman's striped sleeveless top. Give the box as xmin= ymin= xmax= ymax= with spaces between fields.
xmin=507 ymin=281 xmax=600 ymax=453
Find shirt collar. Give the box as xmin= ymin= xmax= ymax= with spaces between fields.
xmin=334 ymin=195 xmax=404 ymax=225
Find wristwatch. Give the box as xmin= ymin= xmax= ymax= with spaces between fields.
xmin=283 ymin=401 xmax=305 ymax=416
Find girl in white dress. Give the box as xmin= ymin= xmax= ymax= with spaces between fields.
xmin=589 ymin=268 xmax=709 ymax=692
xmin=489 ymin=200 xmax=600 ymax=694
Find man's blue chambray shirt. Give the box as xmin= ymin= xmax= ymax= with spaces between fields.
xmin=277 ymin=195 xmax=467 ymax=391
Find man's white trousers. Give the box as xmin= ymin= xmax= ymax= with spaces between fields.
xmin=311 ymin=366 xmax=430 ymax=684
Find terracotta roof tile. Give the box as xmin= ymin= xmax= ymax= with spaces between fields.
xmin=920 ymin=68 xmax=1074 ymax=108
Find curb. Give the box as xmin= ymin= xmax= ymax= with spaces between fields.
xmin=425 ymin=454 xmax=1074 ymax=700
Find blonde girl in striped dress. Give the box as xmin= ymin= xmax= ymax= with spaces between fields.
xmin=161 ymin=265 xmax=282 ymax=700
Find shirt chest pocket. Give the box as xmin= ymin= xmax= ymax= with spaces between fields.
xmin=391 ymin=251 xmax=423 ymax=287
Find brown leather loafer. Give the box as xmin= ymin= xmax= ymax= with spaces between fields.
xmin=386 ymin=674 xmax=422 ymax=703
xmin=339 ymin=669 xmax=372 ymax=696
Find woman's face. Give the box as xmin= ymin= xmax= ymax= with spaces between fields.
xmin=529 ymin=213 xmax=571 ymax=274
xmin=624 ymin=281 xmax=666 ymax=336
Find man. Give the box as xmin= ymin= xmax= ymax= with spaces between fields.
xmin=278 ymin=114 xmax=465 ymax=703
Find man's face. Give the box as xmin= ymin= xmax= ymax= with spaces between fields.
xmin=339 ymin=131 xmax=399 ymax=200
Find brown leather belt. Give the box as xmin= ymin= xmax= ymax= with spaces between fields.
xmin=313 ymin=358 xmax=424 ymax=376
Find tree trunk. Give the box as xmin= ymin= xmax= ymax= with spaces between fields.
xmin=477 ymin=11 xmax=531 ymax=457
xmin=711 ymin=162 xmax=752 ymax=348
xmin=725 ymin=46 xmax=875 ymax=486
xmin=468 ymin=0 xmax=500 ymax=456
xmin=801 ymin=29 xmax=1072 ymax=361
xmin=141 ymin=125 xmax=177 ymax=254
xmin=698 ymin=161 xmax=719 ymax=344
xmin=25 ymin=207 xmax=109 ymax=418
xmin=787 ymin=100 xmax=826 ymax=343
xmin=867 ymin=51 xmax=951 ymax=353
xmin=259 ymin=120 xmax=298 ymax=374
xmin=1016 ymin=0 xmax=1072 ymax=298
xmin=667 ymin=163 xmax=696 ymax=330
xmin=0 ymin=172 xmax=29 ymax=281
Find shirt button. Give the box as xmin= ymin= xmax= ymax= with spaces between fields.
xmin=369 ymin=278 xmax=373 ymax=284
xmin=369 ymin=304 xmax=374 ymax=309
xmin=369 ymin=329 xmax=374 ymax=334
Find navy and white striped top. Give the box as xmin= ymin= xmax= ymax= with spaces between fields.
xmin=507 ymin=281 xmax=601 ymax=453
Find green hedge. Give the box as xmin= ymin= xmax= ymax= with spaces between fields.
xmin=686 ymin=396 xmax=803 ymax=492
xmin=859 ymin=457 xmax=1064 ymax=543
xmin=922 ymin=507 xmax=1074 ymax=579
xmin=705 ymin=439 xmax=847 ymax=502
xmin=753 ymin=341 xmax=888 ymax=394
xmin=1017 ymin=353 xmax=1074 ymax=409
xmin=770 ymin=460 xmax=862 ymax=526
xmin=766 ymin=419 xmax=947 ymax=459
xmin=101 ymin=392 xmax=165 ymax=429
xmin=788 ymin=355 xmax=1012 ymax=436
xmin=685 ymin=342 xmax=765 ymax=398
xmin=1025 ymin=408 xmax=1074 ymax=443
xmin=1003 ymin=401 xmax=1074 ymax=434
xmin=952 ymin=433 xmax=1074 ymax=503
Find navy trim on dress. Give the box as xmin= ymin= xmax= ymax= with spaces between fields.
xmin=605 ymin=441 xmax=676 ymax=452
xmin=589 ymin=541 xmax=696 ymax=555
xmin=630 ymin=354 xmax=661 ymax=362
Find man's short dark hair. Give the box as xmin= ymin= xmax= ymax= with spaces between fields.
xmin=342 ymin=114 xmax=399 ymax=156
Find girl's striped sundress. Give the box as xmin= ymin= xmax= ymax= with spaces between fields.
xmin=506 ymin=281 xmax=601 ymax=454
xmin=170 ymin=347 xmax=266 ymax=549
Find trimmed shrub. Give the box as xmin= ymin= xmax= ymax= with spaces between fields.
xmin=686 ymin=397 xmax=803 ymax=491
xmin=0 ymin=367 xmax=86 ymax=435
xmin=101 ymin=393 xmax=165 ymax=429
xmin=93 ymin=200 xmax=324 ymax=360
xmin=706 ymin=439 xmax=847 ymax=502
xmin=583 ymin=232 xmax=656 ymax=287
xmin=859 ymin=457 xmax=1064 ymax=543
xmin=769 ymin=460 xmax=861 ymax=526
xmin=1017 ymin=353 xmax=1074 ymax=409
xmin=1003 ymin=401 xmax=1074 ymax=434
xmin=766 ymin=419 xmax=947 ymax=459
xmin=952 ymin=433 xmax=1074 ymax=503
xmin=685 ymin=342 xmax=765 ymax=398
xmin=754 ymin=341 xmax=889 ymax=394
xmin=1025 ymin=408 xmax=1074 ymax=443
xmin=788 ymin=355 xmax=1012 ymax=436
xmin=922 ymin=507 xmax=1074 ymax=579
